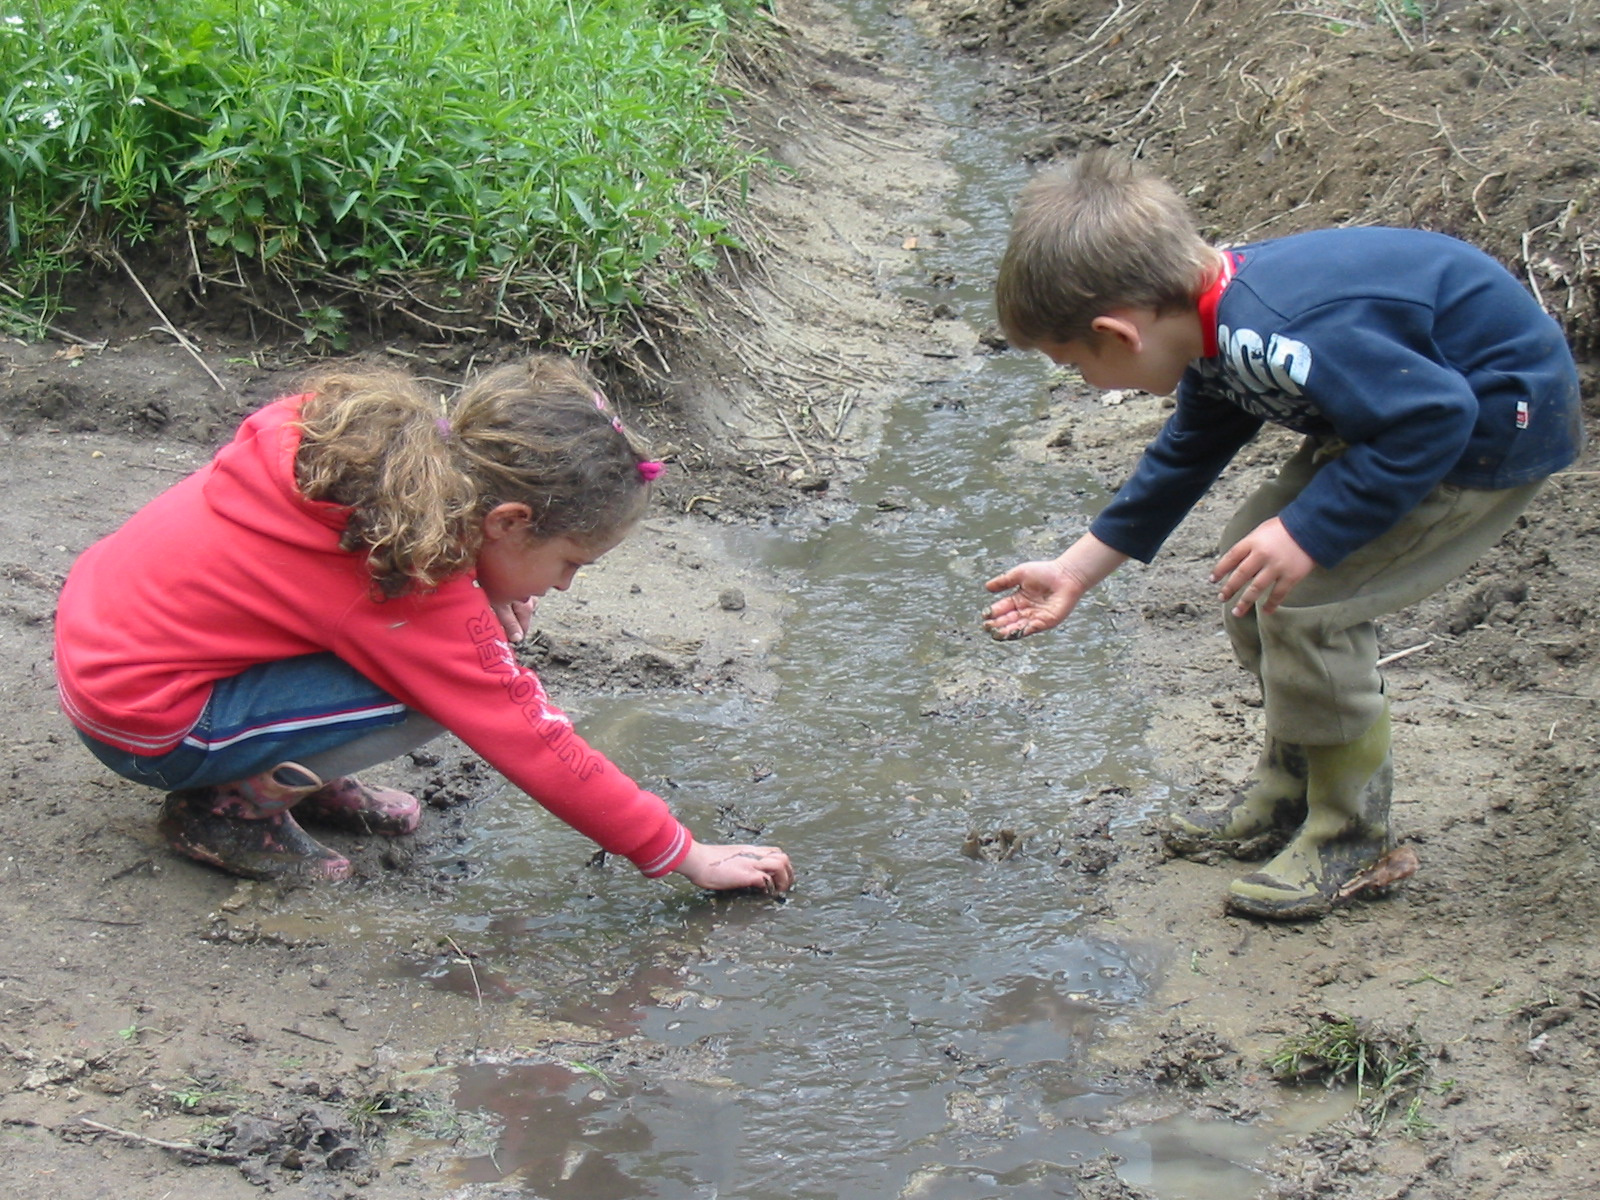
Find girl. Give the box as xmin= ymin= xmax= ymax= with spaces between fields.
xmin=54 ymin=355 xmax=795 ymax=895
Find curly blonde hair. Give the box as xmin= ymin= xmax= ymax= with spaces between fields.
xmin=996 ymin=150 xmax=1217 ymax=349
xmin=295 ymin=356 xmax=655 ymax=598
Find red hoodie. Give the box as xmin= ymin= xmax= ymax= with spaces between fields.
xmin=54 ymin=397 xmax=691 ymax=877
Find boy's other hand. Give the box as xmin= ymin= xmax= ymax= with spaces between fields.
xmin=676 ymin=842 xmax=795 ymax=894
xmin=1213 ymin=517 xmax=1315 ymax=616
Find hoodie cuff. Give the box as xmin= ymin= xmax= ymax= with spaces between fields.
xmin=630 ymin=819 xmax=693 ymax=879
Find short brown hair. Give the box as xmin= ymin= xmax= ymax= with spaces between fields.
xmin=995 ymin=150 xmax=1215 ymax=349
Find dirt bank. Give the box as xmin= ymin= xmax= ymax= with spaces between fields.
xmin=2 ymin=1 xmax=1598 ymax=1198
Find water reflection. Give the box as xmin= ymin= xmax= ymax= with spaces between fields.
xmin=452 ymin=1061 xmax=653 ymax=1195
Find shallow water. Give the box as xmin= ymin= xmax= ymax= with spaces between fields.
xmin=376 ymin=4 xmax=1350 ymax=1196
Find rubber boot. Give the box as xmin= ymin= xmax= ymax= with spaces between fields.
xmin=1225 ymin=705 xmax=1395 ymax=920
xmin=296 ymin=777 xmax=422 ymax=836
xmin=158 ymin=762 xmax=352 ymax=881
xmin=1161 ymin=736 xmax=1309 ymax=860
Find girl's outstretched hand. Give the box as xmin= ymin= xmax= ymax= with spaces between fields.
xmin=675 ymin=841 xmax=795 ymax=894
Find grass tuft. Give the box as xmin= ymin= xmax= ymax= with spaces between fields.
xmin=1267 ymin=1011 xmax=1435 ymax=1129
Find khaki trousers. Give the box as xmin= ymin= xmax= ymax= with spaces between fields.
xmin=1222 ymin=439 xmax=1544 ymax=745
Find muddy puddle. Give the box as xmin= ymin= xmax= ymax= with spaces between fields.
xmin=264 ymin=3 xmax=1355 ymax=1195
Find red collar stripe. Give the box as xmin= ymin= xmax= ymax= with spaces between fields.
xmin=1198 ymin=251 xmax=1240 ymax=358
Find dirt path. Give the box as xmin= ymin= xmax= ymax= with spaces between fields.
xmin=2 ymin=1 xmax=1598 ymax=1198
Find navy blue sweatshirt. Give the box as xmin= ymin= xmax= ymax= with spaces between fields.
xmin=1089 ymin=227 xmax=1584 ymax=568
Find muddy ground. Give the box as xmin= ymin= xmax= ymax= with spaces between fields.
xmin=2 ymin=0 xmax=1598 ymax=1197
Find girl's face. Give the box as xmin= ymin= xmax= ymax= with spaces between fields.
xmin=475 ymin=503 xmax=626 ymax=609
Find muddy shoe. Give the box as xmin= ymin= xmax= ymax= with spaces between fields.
xmin=1161 ymin=737 xmax=1308 ymax=860
xmin=296 ymin=776 xmax=422 ymax=836
xmin=209 ymin=761 xmax=326 ymax=817
xmin=1226 ymin=708 xmax=1394 ymax=921
xmin=159 ymin=789 xmax=352 ymax=881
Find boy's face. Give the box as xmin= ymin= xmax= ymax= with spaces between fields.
xmin=1036 ymin=336 xmax=1162 ymax=393
xmin=1034 ymin=308 xmax=1199 ymax=396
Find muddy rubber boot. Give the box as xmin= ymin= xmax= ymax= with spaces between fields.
xmin=158 ymin=762 xmax=352 ymax=881
xmin=296 ymin=776 xmax=422 ymax=836
xmin=1225 ymin=706 xmax=1395 ymax=921
xmin=1161 ymin=737 xmax=1309 ymax=860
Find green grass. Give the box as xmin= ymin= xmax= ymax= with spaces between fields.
xmin=1267 ymin=1012 xmax=1435 ymax=1129
xmin=0 ymin=0 xmax=775 ymax=354
xmin=1308 ymin=0 xmax=1432 ymax=40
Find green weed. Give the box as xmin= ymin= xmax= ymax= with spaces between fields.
xmin=1305 ymin=1 xmax=1433 ymax=42
xmin=570 ymin=1060 xmax=616 ymax=1090
xmin=345 ymin=1081 xmax=466 ymax=1143
xmin=0 ymin=0 xmax=775 ymax=356
xmin=1267 ymin=1012 xmax=1434 ymax=1129
xmin=164 ymin=1074 xmax=234 ymax=1112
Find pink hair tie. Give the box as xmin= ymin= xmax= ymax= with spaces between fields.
xmin=637 ymin=461 xmax=664 ymax=482
xmin=435 ymin=417 xmax=452 ymax=438
xmin=594 ymin=388 xmax=625 ymax=434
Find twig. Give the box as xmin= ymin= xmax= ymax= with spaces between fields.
xmin=1027 ymin=1 xmax=1147 ymax=83
xmin=829 ymin=390 xmax=856 ymax=441
xmin=109 ymin=250 xmax=227 ymax=392
xmin=0 ymin=278 xmax=103 ymax=347
xmin=1118 ymin=61 xmax=1186 ymax=129
xmin=186 ymin=226 xmax=205 ymax=296
xmin=802 ymin=102 xmax=919 ymax=153
xmin=394 ymin=306 xmax=488 ymax=337
xmin=1432 ymin=106 xmax=1485 ymax=170
xmin=281 ymin=1026 xmax=335 ymax=1044
xmin=772 ymin=263 xmax=854 ymax=313
xmin=775 ymin=405 xmax=818 ymax=473
xmin=1372 ymin=102 xmax=1439 ymax=130
xmin=443 ymin=934 xmax=483 ymax=1009
xmin=1521 ymin=229 xmax=1546 ymax=308
xmin=76 ymin=1117 xmax=242 ymax=1163
xmin=1373 ymin=0 xmax=1414 ymax=51
xmin=1376 ymin=641 xmax=1433 ymax=668
xmin=1471 ymin=171 xmax=1506 ymax=224
xmin=122 ymin=460 xmax=196 ymax=476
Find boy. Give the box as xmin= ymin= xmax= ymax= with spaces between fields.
xmin=981 ymin=150 xmax=1583 ymax=920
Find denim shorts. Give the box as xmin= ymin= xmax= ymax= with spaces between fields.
xmin=77 ymin=652 xmax=409 ymax=791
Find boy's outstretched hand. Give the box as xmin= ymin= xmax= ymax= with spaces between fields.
xmin=676 ymin=841 xmax=795 ymax=894
xmin=982 ymin=560 xmax=1083 ymax=639
xmin=983 ymin=533 xmax=1130 ymax=640
xmin=1213 ymin=516 xmax=1316 ymax=616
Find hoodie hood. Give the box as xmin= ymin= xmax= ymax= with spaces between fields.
xmin=201 ymin=395 xmax=352 ymax=550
